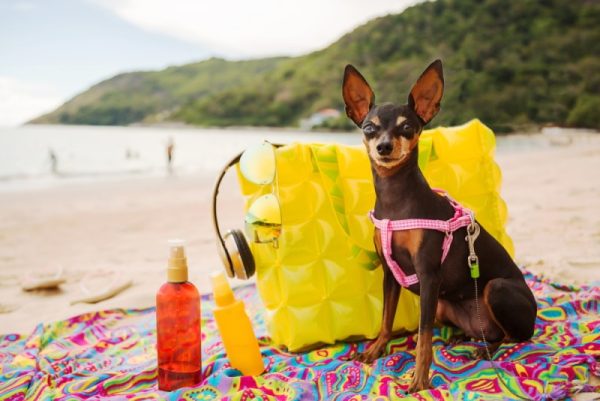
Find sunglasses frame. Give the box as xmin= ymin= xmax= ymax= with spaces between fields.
xmin=240 ymin=141 xmax=282 ymax=248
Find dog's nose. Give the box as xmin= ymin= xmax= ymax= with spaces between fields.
xmin=376 ymin=142 xmax=393 ymax=156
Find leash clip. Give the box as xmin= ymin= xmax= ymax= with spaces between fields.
xmin=465 ymin=222 xmax=480 ymax=251
xmin=465 ymin=221 xmax=480 ymax=279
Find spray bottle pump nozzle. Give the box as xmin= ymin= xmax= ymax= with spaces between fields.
xmin=167 ymin=239 xmax=188 ymax=283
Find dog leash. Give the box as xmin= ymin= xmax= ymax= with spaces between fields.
xmin=466 ymin=218 xmax=536 ymax=401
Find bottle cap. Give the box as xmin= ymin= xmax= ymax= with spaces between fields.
xmin=210 ymin=271 xmax=235 ymax=307
xmin=167 ymin=239 xmax=188 ymax=283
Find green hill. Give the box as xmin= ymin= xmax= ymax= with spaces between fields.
xmin=32 ymin=0 xmax=600 ymax=131
xmin=31 ymin=57 xmax=287 ymax=126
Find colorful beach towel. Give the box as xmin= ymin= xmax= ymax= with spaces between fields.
xmin=1 ymin=270 xmax=598 ymax=400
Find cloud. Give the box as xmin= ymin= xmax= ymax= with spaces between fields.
xmin=12 ymin=1 xmax=36 ymax=12
xmin=0 ymin=77 xmax=63 ymax=126
xmin=92 ymin=0 xmax=422 ymax=57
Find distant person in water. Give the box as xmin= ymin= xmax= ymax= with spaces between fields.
xmin=48 ymin=148 xmax=58 ymax=175
xmin=166 ymin=137 xmax=174 ymax=174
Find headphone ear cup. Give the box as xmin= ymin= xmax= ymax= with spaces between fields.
xmin=224 ymin=230 xmax=256 ymax=280
xmin=230 ymin=230 xmax=255 ymax=279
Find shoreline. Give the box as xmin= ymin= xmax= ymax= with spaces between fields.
xmin=1 ymin=126 xmax=597 ymax=195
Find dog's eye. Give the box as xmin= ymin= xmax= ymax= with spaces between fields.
xmin=363 ymin=124 xmax=378 ymax=137
xmin=401 ymin=123 xmax=412 ymax=132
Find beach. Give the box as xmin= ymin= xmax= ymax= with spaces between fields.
xmin=1 ymin=129 xmax=599 ymax=335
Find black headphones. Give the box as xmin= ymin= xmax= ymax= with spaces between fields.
xmin=211 ymin=143 xmax=283 ymax=280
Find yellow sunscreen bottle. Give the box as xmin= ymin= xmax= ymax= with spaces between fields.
xmin=210 ymin=272 xmax=264 ymax=376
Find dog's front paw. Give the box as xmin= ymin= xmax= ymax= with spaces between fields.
xmin=407 ymin=375 xmax=432 ymax=393
xmin=353 ymin=341 xmax=387 ymax=364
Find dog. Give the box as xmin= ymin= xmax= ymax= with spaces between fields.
xmin=342 ymin=60 xmax=537 ymax=393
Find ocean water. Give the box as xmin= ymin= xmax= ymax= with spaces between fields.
xmin=0 ymin=124 xmax=576 ymax=192
xmin=0 ymin=124 xmax=359 ymax=192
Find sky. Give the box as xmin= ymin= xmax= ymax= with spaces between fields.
xmin=0 ymin=0 xmax=421 ymax=126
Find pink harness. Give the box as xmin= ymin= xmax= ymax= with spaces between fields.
xmin=369 ymin=190 xmax=475 ymax=288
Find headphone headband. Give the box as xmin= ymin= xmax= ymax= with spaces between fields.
xmin=211 ymin=152 xmax=243 ymax=274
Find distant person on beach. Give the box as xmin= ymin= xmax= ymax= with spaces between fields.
xmin=48 ymin=148 xmax=58 ymax=175
xmin=166 ymin=137 xmax=174 ymax=174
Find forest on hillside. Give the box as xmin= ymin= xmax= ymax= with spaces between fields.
xmin=33 ymin=0 xmax=600 ymax=131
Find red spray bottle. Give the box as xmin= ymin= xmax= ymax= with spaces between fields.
xmin=156 ymin=239 xmax=201 ymax=391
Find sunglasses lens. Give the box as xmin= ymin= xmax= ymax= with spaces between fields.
xmin=245 ymin=194 xmax=281 ymax=243
xmin=240 ymin=142 xmax=275 ymax=185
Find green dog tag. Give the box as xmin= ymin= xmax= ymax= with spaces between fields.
xmin=470 ymin=262 xmax=480 ymax=279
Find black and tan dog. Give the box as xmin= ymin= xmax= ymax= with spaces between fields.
xmin=342 ymin=60 xmax=537 ymax=393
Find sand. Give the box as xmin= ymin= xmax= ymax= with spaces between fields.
xmin=1 ymin=131 xmax=599 ymax=335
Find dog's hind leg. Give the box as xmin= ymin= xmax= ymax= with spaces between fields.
xmin=483 ymin=278 xmax=537 ymax=342
xmin=447 ymin=330 xmax=470 ymax=345
xmin=473 ymin=340 xmax=503 ymax=360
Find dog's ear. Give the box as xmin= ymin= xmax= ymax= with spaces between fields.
xmin=408 ymin=60 xmax=444 ymax=125
xmin=342 ymin=65 xmax=375 ymax=127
